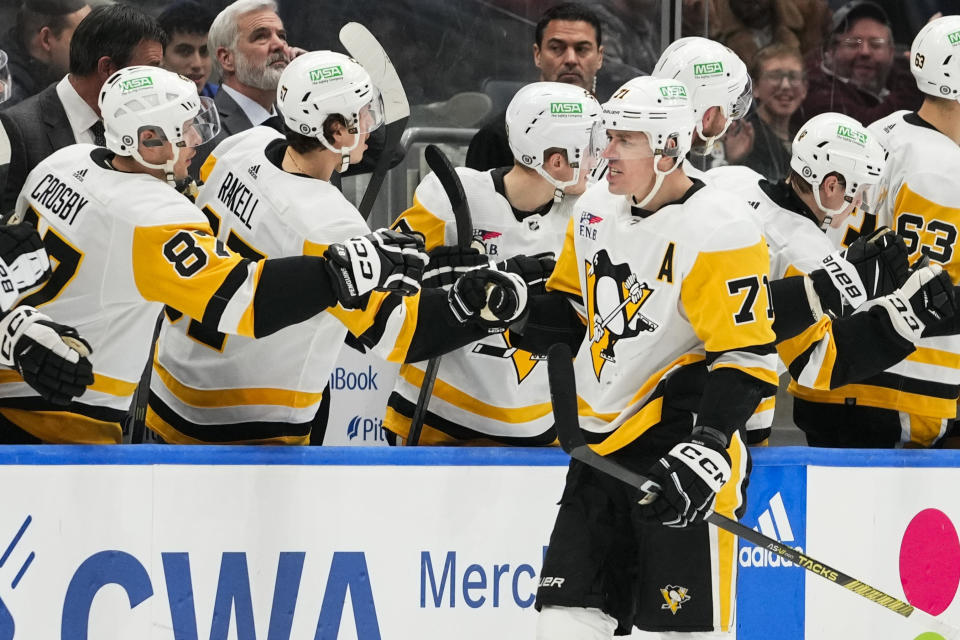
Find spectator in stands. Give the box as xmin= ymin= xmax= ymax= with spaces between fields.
xmin=188 ymin=0 xmax=294 ymax=178
xmin=0 ymin=4 xmax=165 ymax=214
xmin=713 ymin=0 xmax=828 ymax=69
xmin=0 ymin=0 xmax=91 ymax=109
xmin=726 ymin=43 xmax=808 ymax=181
xmin=466 ymin=2 xmax=603 ymax=171
xmin=794 ymin=0 xmax=921 ymax=128
xmin=158 ymin=1 xmax=218 ymax=98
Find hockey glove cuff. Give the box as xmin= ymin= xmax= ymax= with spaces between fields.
xmin=422 ymin=245 xmax=490 ymax=289
xmin=872 ymin=263 xmax=957 ymax=343
xmin=637 ymin=427 xmax=731 ymax=528
xmin=496 ymin=252 xmax=556 ymax=295
xmin=448 ymin=268 xmax=528 ymax=329
xmin=324 ymin=229 xmax=428 ymax=308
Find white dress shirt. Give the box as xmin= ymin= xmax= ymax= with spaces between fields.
xmin=55 ymin=75 xmax=100 ymax=144
xmin=220 ymin=84 xmax=275 ymax=126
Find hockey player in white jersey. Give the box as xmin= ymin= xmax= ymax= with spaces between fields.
xmin=794 ymin=15 xmax=960 ymax=448
xmin=652 ymin=36 xmax=753 ymax=177
xmin=384 ymin=81 xmax=603 ymax=445
xmin=507 ymin=76 xmax=778 ymax=638
xmin=708 ymin=112 xmax=956 ymax=445
xmin=3 ymin=65 xmax=428 ymax=444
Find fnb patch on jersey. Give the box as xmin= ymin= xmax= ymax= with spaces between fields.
xmin=579 ymin=211 xmax=602 ymax=240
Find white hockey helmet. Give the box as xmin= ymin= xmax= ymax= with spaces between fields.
xmin=652 ymin=37 xmax=752 ymax=152
xmin=790 ymin=112 xmax=887 ymax=227
xmin=506 ymin=81 xmax=603 ymax=201
xmin=910 ymin=14 xmax=960 ymax=101
xmin=99 ymin=66 xmax=220 ymax=184
xmin=601 ymin=76 xmax=695 ymax=207
xmin=277 ymin=50 xmax=385 ymax=172
xmin=0 ymin=50 xmax=10 ymax=104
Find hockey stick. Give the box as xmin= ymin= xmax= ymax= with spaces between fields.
xmin=339 ymin=23 xmax=410 ymax=218
xmin=545 ymin=342 xmax=960 ymax=638
xmin=406 ymin=145 xmax=473 ymax=446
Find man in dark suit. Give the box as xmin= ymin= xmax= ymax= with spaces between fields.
xmin=0 ymin=4 xmax=166 ymax=214
xmin=189 ymin=0 xmax=294 ymax=179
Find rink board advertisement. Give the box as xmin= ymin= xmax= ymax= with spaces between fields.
xmin=0 ymin=447 xmax=959 ymax=638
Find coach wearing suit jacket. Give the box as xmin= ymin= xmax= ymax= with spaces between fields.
xmin=0 ymin=4 xmax=166 ymax=214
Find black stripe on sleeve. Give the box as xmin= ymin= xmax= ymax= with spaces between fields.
xmin=251 ymin=256 xmax=339 ymax=337
xmin=770 ymin=275 xmax=818 ymax=341
xmin=202 ymin=259 xmax=255 ymax=329
xmin=697 ymin=368 xmax=776 ymax=439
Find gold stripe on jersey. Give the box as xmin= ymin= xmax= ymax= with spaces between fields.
xmin=327 ymin=291 xmax=419 ymax=363
xmin=398 ymin=364 xmax=554 ymax=423
xmin=391 ymin=195 xmax=447 ymax=250
xmin=894 ymin=182 xmax=960 ymax=280
xmin=714 ymin=431 xmax=747 ymax=633
xmin=789 ymin=380 xmax=956 ymax=418
xmin=302 ymin=239 xmax=328 ymax=258
xmin=199 ymin=152 xmax=218 ymax=184
xmin=0 ymin=407 xmax=120 ymax=444
xmin=906 ymin=346 xmax=960 ymax=368
xmin=545 ymin=218 xmax=583 ymax=303
xmin=681 ymin=239 xmax=777 ymax=357
xmin=777 ymin=316 xmax=841 ymax=390
xmin=132 ymin=222 xmax=253 ymax=331
xmin=153 ymin=359 xmax=326 ymax=408
xmin=754 ymin=395 xmax=776 ymax=414
xmin=145 ymin=406 xmax=309 ymax=446
xmin=0 ymin=369 xmax=137 ymax=397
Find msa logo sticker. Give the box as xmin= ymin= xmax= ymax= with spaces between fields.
xmin=585 ymin=249 xmax=658 ymax=380
xmin=740 ymin=492 xmax=804 ymax=568
xmin=693 ymin=61 xmax=724 ymax=77
xmin=473 ymin=229 xmax=501 ymax=255
xmin=309 ymin=65 xmax=343 ymax=83
xmin=658 ymin=84 xmax=687 ymax=99
xmin=120 ymin=76 xmax=153 ymax=93
xmin=949 ymin=30 xmax=960 ymax=45
xmin=660 ymin=585 xmax=691 ymax=614
xmin=550 ymin=102 xmax=583 ymax=115
xmin=836 ymin=125 xmax=868 ymax=145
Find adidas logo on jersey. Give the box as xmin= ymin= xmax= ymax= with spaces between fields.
xmin=247 ymin=164 xmax=260 ymax=180
xmin=72 ymin=169 xmax=88 ymax=183
xmin=747 ymin=200 xmax=760 ymax=210
xmin=739 ymin=492 xmax=804 ymax=568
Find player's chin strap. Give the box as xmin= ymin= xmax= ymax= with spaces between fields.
xmin=813 ymin=187 xmax=854 ymax=231
xmin=319 ymin=133 xmax=357 ymax=173
xmin=536 ymin=164 xmax=581 ymax=204
xmin=694 ymin=115 xmax=733 ymax=155
xmin=133 ymin=144 xmax=182 ymax=188
xmin=633 ymin=153 xmax=683 ymax=209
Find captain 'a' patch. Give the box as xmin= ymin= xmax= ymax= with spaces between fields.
xmin=584 ymin=249 xmax=658 ymax=381
xmin=471 ymin=331 xmax=545 ymax=384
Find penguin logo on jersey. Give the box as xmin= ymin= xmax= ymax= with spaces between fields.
xmin=471 ymin=331 xmax=544 ymax=384
xmin=660 ymin=585 xmax=691 ymax=614
xmin=585 ymin=249 xmax=658 ymax=381
xmin=473 ymin=229 xmax=502 ymax=255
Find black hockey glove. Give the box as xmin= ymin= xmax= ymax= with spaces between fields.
xmin=874 ymin=263 xmax=957 ymax=343
xmin=637 ymin=427 xmax=731 ymax=528
xmin=324 ymin=229 xmax=428 ymax=308
xmin=422 ymin=245 xmax=489 ymax=289
xmin=808 ymin=226 xmax=910 ymax=317
xmin=0 ymin=306 xmax=94 ymax=406
xmin=448 ymin=267 xmax=528 ymax=330
xmin=0 ymin=222 xmax=51 ymax=311
xmin=496 ymin=252 xmax=556 ymax=295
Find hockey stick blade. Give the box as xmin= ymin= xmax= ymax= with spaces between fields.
xmin=424 ymin=144 xmax=473 ymax=247
xmin=545 ymin=345 xmax=960 ymax=638
xmin=339 ymin=23 xmax=410 ymax=218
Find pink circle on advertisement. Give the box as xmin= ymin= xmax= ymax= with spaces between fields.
xmin=900 ymin=508 xmax=960 ymax=616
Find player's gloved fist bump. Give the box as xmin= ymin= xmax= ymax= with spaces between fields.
xmin=637 ymin=426 xmax=731 ymax=528
xmin=0 ymin=306 xmax=94 ymax=405
xmin=495 ymin=252 xmax=556 ymax=294
xmin=449 ymin=268 xmax=528 ymax=329
xmin=875 ymin=263 xmax=957 ymax=342
xmin=422 ymin=245 xmax=490 ymax=289
xmin=808 ymin=227 xmax=910 ymax=317
xmin=324 ymin=229 xmax=427 ymax=307
xmin=0 ymin=223 xmax=52 ymax=312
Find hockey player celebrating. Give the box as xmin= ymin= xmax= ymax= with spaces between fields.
xmin=708 ymin=112 xmax=957 ymax=445
xmin=2 ymin=65 xmax=428 ymax=444
xmin=517 ymin=75 xmax=777 ymax=637
xmin=651 ymin=36 xmax=753 ymax=176
xmin=793 ymin=15 xmax=960 ymax=448
xmin=384 ymin=81 xmax=603 ymax=446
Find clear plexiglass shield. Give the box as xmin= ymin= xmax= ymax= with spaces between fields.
xmin=354 ymin=88 xmax=386 ymax=134
xmin=576 ymin=120 xmax=607 ymax=171
xmin=183 ymin=96 xmax=221 ymax=147
xmin=0 ymin=50 xmax=11 ymax=104
xmin=727 ymin=75 xmax=752 ymax=120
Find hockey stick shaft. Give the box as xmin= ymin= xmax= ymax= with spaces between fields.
xmin=406 ymin=145 xmax=473 ymax=446
xmin=545 ymin=343 xmax=960 ymax=637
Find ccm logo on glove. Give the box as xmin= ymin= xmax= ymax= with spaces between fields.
xmin=676 ymin=442 xmax=730 ymax=489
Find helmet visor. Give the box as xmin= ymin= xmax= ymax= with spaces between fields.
xmin=577 ymin=120 xmax=607 ymax=172
xmin=181 ymin=96 xmax=221 ymax=148
xmin=355 ymin=88 xmax=385 ymax=134
xmin=0 ymin=50 xmax=10 ymax=104
xmin=727 ymin=75 xmax=753 ymax=121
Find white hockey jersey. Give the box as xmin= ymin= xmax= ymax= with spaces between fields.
xmin=547 ymin=179 xmax=778 ymax=456
xmin=5 ymin=144 xmax=266 ymax=443
xmin=385 ymin=167 xmax=574 ymax=444
xmin=796 ymin=111 xmax=960 ymax=444
xmin=148 ymin=126 xmax=415 ymax=444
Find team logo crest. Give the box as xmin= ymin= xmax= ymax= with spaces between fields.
xmin=585 ymin=250 xmax=658 ymax=380
xmin=660 ymin=585 xmax=691 ymax=614
xmin=471 ymin=331 xmax=544 ymax=383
